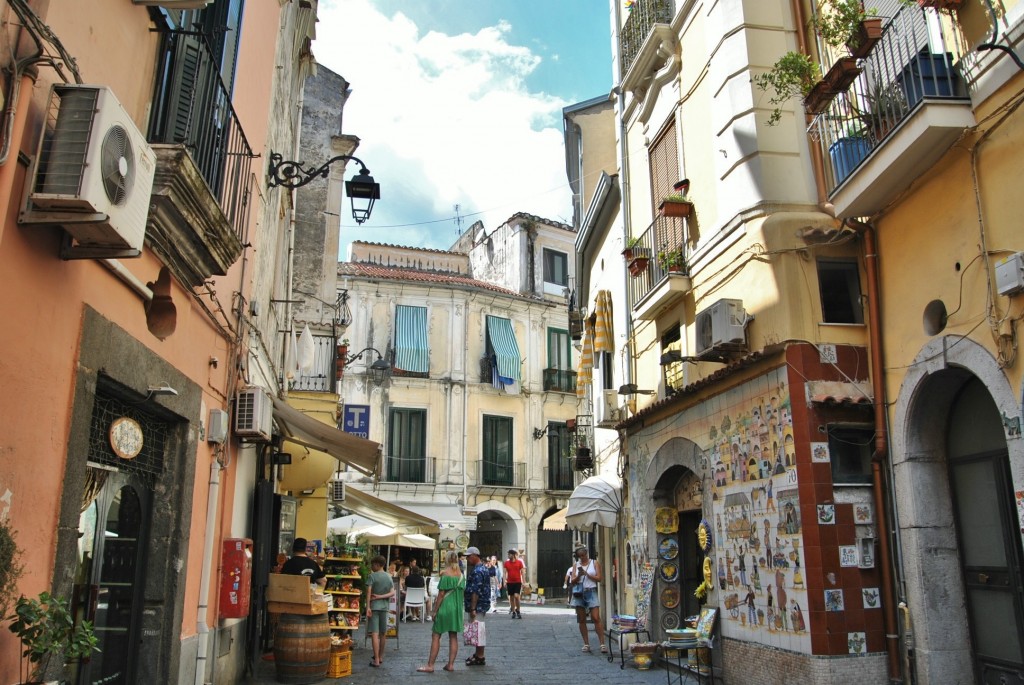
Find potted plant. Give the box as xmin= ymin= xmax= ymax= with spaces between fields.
xmin=629 ymin=641 xmax=659 ymax=670
xmin=813 ymin=0 xmax=884 ymax=59
xmin=7 ymin=591 xmax=99 ymax=684
xmin=856 ymin=76 xmax=907 ymax=141
xmin=830 ymin=123 xmax=871 ymax=184
xmin=657 ymin=248 xmax=686 ymax=273
xmin=917 ymin=0 xmax=963 ymax=8
xmin=754 ymin=51 xmax=822 ymax=125
xmin=0 ymin=520 xmax=24 ymax=622
xmin=622 ymin=237 xmax=651 ymax=276
xmin=658 ymin=193 xmax=694 ymax=218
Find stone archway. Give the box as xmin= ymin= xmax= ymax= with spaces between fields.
xmin=892 ymin=336 xmax=1024 ymax=684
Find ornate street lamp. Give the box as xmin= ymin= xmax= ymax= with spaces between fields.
xmin=343 ymin=347 xmax=390 ymax=384
xmin=267 ymin=152 xmax=381 ymax=224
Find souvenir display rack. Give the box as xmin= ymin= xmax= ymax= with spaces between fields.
xmin=324 ymin=556 xmax=363 ymax=639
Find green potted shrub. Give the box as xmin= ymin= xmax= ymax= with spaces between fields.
xmin=754 ymin=52 xmax=823 ymax=125
xmin=0 ymin=520 xmax=24 ymax=622
xmin=658 ymin=193 xmax=694 ymax=218
xmin=7 ymin=591 xmax=99 ymax=684
xmin=622 ymin=236 xmax=650 ymax=276
xmin=813 ymin=0 xmax=884 ymax=59
xmin=657 ymin=248 xmax=686 ymax=273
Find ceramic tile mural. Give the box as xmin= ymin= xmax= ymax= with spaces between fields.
xmin=631 ymin=366 xmax=811 ymax=653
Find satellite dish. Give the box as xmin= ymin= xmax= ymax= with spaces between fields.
xmin=923 ymin=299 xmax=947 ymax=336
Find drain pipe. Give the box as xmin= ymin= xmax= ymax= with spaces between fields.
xmin=194 ymin=459 xmax=222 ymax=685
xmin=100 ymin=259 xmax=154 ymax=301
xmin=851 ymin=219 xmax=902 ymax=683
xmin=790 ymin=0 xmax=834 ymax=214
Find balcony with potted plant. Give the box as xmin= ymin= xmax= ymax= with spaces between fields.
xmin=622 ymin=236 xmax=651 ymax=277
xmin=627 ymin=217 xmax=692 ymax=321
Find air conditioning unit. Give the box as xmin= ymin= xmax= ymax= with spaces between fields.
xmin=328 ymin=481 xmax=346 ymax=503
xmin=596 ymin=389 xmax=621 ymax=426
xmin=235 ymin=387 xmax=273 ymax=442
xmin=20 ymin=84 xmax=156 ymax=256
xmin=695 ymin=299 xmax=748 ymax=358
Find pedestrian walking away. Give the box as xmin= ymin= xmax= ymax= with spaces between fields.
xmin=365 ymin=555 xmax=396 ymax=668
xmin=503 ymin=548 xmax=525 ymax=618
xmin=463 ymin=546 xmax=490 ymax=666
xmin=488 ymin=555 xmax=503 ymax=613
xmin=569 ymin=544 xmax=606 ymax=654
xmin=417 ymin=550 xmax=465 ymax=673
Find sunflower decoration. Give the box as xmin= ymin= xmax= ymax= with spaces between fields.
xmin=625 ymin=0 xmax=637 ymax=11
xmin=697 ymin=519 xmax=713 ymax=554
xmin=694 ymin=558 xmax=713 ymax=600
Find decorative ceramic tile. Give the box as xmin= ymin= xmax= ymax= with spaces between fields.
xmin=853 ymin=503 xmax=874 ymax=524
xmin=839 ymin=545 xmax=859 ymax=567
xmin=817 ymin=504 xmax=835 ymax=525
xmin=825 ymin=589 xmax=845 ymax=612
xmin=848 ymin=631 xmax=867 ymax=654
xmin=862 ymin=587 xmax=881 ymax=609
xmin=811 ymin=442 xmax=831 ymax=463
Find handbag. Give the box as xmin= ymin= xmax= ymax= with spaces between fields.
xmin=463 ymin=619 xmax=487 ymax=647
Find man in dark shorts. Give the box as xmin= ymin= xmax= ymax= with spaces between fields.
xmin=503 ymin=548 xmax=525 ymax=619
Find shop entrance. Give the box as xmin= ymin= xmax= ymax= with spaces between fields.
xmin=947 ymin=378 xmax=1024 ymax=683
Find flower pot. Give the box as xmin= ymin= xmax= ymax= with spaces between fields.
xmin=628 ymin=256 xmax=650 ymax=277
xmin=823 ymin=57 xmax=861 ymax=93
xmin=847 ymin=18 xmax=883 ymax=59
xmin=659 ymin=200 xmax=692 ymax=218
xmin=918 ymin=0 xmax=963 ymax=8
xmin=633 ymin=653 xmax=653 ymax=670
xmin=829 ymin=136 xmax=871 ymax=184
xmin=803 ymin=80 xmax=834 ymax=114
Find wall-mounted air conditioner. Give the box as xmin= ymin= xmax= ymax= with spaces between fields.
xmin=695 ymin=299 xmax=748 ymax=358
xmin=596 ymin=389 xmax=621 ymax=427
xmin=20 ymin=85 xmax=156 ymax=257
xmin=328 ymin=481 xmax=346 ymax=503
xmin=235 ymin=387 xmax=273 ymax=442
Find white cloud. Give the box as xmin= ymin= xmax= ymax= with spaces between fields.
xmin=313 ymin=0 xmax=574 ymax=254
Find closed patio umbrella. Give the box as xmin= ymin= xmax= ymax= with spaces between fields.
xmin=566 ymin=473 xmax=622 ymax=529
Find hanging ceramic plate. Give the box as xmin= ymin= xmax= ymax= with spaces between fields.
xmin=659 ymin=561 xmax=679 ymax=583
xmin=661 ymin=586 xmax=681 ymax=609
xmin=697 ymin=519 xmax=713 ymax=554
xmin=655 ymin=507 xmax=679 ymax=534
xmin=659 ymin=537 xmax=680 ymax=560
xmin=661 ymin=611 xmax=680 ymax=630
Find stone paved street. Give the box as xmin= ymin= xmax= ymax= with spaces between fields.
xmin=247 ymin=601 xmax=676 ymax=685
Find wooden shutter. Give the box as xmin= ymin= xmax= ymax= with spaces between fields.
xmin=649 ymin=119 xmax=684 ymax=252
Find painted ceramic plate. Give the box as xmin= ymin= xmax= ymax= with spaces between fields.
xmin=697 ymin=519 xmax=713 ymax=553
xmin=655 ymin=507 xmax=679 ymax=534
xmin=659 ymin=561 xmax=679 ymax=583
xmin=659 ymin=537 xmax=680 ymax=560
xmin=661 ymin=611 xmax=680 ymax=630
xmin=455 ymin=534 xmax=470 ymax=550
xmin=661 ymin=586 xmax=681 ymax=609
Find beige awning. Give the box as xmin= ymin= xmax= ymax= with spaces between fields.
xmin=342 ymin=487 xmax=440 ymax=534
xmin=542 ymin=508 xmax=568 ymax=531
xmin=271 ymin=397 xmax=381 ymax=478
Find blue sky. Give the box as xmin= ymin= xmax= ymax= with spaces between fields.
xmin=312 ymin=0 xmax=613 ymax=256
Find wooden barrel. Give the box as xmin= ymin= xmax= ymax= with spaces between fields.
xmin=274 ymin=613 xmax=331 ymax=684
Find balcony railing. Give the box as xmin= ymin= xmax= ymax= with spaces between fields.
xmin=807 ymin=5 xmax=968 ymax=194
xmin=626 ymin=213 xmax=688 ymax=310
xmin=620 ymin=0 xmax=675 ymax=75
xmin=544 ymin=465 xmax=575 ymax=492
xmin=476 ymin=460 xmax=525 ymax=488
xmin=150 ymin=29 xmax=255 ymax=240
xmin=543 ymin=368 xmax=577 ymax=393
xmin=292 ymin=335 xmax=338 ymax=392
xmin=382 ymin=455 xmax=435 ymax=484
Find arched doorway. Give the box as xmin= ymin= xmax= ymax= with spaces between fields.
xmin=893 ymin=336 xmax=1024 ymax=684
xmin=537 ymin=507 xmax=573 ymax=599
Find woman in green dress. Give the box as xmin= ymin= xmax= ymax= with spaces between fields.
xmin=417 ymin=550 xmax=466 ymax=672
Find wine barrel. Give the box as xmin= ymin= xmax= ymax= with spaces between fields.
xmin=274 ymin=613 xmax=331 ymax=684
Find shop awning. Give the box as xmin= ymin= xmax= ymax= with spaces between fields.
xmin=394 ymin=304 xmax=429 ymax=373
xmin=272 ymin=398 xmax=381 ymax=478
xmin=566 ymin=473 xmax=622 ymax=529
xmin=342 ymin=487 xmax=440 ymax=534
xmin=394 ymin=502 xmax=467 ymax=529
xmin=805 ymin=380 xmax=873 ymax=407
xmin=542 ymin=507 xmax=569 ymax=531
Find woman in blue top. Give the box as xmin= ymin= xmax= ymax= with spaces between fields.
xmin=416 ymin=551 xmax=465 ymax=672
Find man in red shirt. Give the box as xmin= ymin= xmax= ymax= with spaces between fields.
xmin=503 ymin=548 xmax=525 ymax=619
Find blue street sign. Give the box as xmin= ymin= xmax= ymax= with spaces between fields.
xmin=342 ymin=404 xmax=370 ymax=439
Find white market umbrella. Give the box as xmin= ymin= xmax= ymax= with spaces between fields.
xmin=327 ymin=514 xmax=386 ymax=537
xmin=566 ymin=473 xmax=622 ymax=529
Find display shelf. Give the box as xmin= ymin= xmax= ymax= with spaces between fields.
xmin=326 ymin=590 xmax=361 ymax=596
xmin=324 ymin=555 xmax=364 ymax=639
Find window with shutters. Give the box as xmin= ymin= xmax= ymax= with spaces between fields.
xmin=387 ymin=408 xmax=427 ymax=483
xmin=649 ymin=119 xmax=685 ymax=254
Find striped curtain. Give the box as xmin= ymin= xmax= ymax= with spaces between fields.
xmin=394 ymin=305 xmax=429 ymax=373
xmin=486 ymin=315 xmax=522 ymax=382
xmin=592 ymin=290 xmax=614 ymax=353
xmin=576 ymin=319 xmax=594 ymax=398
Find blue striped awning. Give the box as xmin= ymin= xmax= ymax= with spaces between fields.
xmin=486 ymin=315 xmax=521 ymax=382
xmin=394 ymin=305 xmax=429 ymax=373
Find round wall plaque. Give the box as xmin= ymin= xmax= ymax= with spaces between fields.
xmin=109 ymin=416 xmax=143 ymax=460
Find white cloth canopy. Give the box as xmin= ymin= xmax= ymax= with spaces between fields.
xmin=360 ymin=531 xmax=436 ymax=549
xmin=566 ymin=473 xmax=622 ymax=529
xmin=327 ymin=514 xmax=385 ymax=536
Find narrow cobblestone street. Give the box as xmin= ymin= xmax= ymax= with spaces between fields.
xmin=247 ymin=602 xmax=678 ymax=685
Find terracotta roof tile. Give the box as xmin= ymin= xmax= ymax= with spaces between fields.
xmin=339 ymin=262 xmax=525 ymax=298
